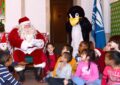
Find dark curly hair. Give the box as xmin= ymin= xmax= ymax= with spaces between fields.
xmin=0 ymin=53 xmax=11 ymax=65
xmin=81 ymin=49 xmax=97 ymax=70
xmin=105 ymin=51 xmax=120 ymax=65
xmin=62 ymin=52 xmax=72 ymax=63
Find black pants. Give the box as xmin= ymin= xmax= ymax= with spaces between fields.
xmin=47 ymin=77 xmax=74 ymax=85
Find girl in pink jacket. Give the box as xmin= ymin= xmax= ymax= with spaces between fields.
xmin=72 ymin=49 xmax=101 ymax=85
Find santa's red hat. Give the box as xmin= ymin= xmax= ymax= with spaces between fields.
xmin=1 ymin=33 xmax=7 ymax=43
xmin=19 ymin=16 xmax=30 ymax=25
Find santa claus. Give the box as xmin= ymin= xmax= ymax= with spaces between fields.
xmin=8 ymin=16 xmax=46 ymax=81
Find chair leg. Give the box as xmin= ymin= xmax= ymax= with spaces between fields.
xmin=34 ymin=67 xmax=42 ymax=81
xmin=17 ymin=70 xmax=25 ymax=82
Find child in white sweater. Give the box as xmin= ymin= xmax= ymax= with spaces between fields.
xmin=47 ymin=52 xmax=73 ymax=85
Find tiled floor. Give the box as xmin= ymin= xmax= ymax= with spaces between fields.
xmin=21 ymin=70 xmax=47 ymax=85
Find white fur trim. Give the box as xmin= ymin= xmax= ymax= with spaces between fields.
xmin=21 ymin=40 xmax=33 ymax=51
xmin=20 ymin=21 xmax=31 ymax=25
xmin=21 ymin=40 xmax=29 ymax=50
xmin=14 ymin=66 xmax=25 ymax=72
xmin=34 ymin=62 xmax=46 ymax=68
xmin=34 ymin=39 xmax=44 ymax=48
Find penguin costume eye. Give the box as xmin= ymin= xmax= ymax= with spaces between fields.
xmin=75 ymin=13 xmax=79 ymax=18
xmin=69 ymin=14 xmax=73 ymax=18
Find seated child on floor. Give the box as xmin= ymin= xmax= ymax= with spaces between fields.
xmin=52 ymin=44 xmax=77 ymax=76
xmin=0 ymin=53 xmax=21 ymax=85
xmin=93 ymin=39 xmax=120 ymax=74
xmin=88 ymin=41 xmax=106 ymax=74
xmin=44 ymin=43 xmax=57 ymax=77
xmin=76 ymin=41 xmax=89 ymax=62
xmin=102 ymin=51 xmax=120 ymax=85
xmin=72 ymin=49 xmax=101 ymax=85
xmin=47 ymin=52 xmax=73 ymax=85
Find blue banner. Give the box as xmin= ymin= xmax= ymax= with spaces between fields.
xmin=92 ymin=0 xmax=106 ymax=49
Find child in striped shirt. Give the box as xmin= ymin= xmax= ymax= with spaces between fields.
xmin=0 ymin=53 xmax=21 ymax=85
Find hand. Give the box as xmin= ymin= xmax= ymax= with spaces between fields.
xmin=64 ymin=79 xmax=69 ymax=85
xmin=21 ymin=40 xmax=34 ymax=51
xmin=18 ymin=61 xmax=28 ymax=66
xmin=47 ymin=71 xmax=50 ymax=74
xmin=33 ymin=39 xmax=44 ymax=48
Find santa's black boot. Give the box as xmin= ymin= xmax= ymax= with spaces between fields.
xmin=34 ymin=67 xmax=42 ymax=81
xmin=17 ymin=70 xmax=25 ymax=82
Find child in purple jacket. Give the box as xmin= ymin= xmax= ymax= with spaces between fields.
xmin=72 ymin=49 xmax=101 ymax=85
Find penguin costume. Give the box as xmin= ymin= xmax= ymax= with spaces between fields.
xmin=66 ymin=6 xmax=92 ymax=57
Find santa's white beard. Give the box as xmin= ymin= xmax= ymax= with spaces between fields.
xmin=18 ymin=27 xmax=36 ymax=41
xmin=23 ymin=34 xmax=34 ymax=41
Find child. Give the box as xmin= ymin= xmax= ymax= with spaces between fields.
xmin=47 ymin=52 xmax=73 ymax=85
xmin=89 ymin=41 xmax=106 ymax=74
xmin=96 ymin=40 xmax=120 ymax=74
xmin=104 ymin=40 xmax=120 ymax=52
xmin=102 ymin=51 xmax=120 ymax=85
xmin=52 ymin=44 xmax=77 ymax=76
xmin=0 ymin=53 xmax=21 ymax=85
xmin=76 ymin=41 xmax=89 ymax=62
xmin=44 ymin=43 xmax=57 ymax=77
xmin=72 ymin=49 xmax=101 ymax=85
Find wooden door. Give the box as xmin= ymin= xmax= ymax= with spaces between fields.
xmin=50 ymin=0 xmax=73 ymax=54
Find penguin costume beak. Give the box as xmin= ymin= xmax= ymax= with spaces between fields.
xmin=69 ymin=13 xmax=81 ymax=26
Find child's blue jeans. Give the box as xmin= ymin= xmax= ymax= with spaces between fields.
xmin=72 ymin=76 xmax=101 ymax=85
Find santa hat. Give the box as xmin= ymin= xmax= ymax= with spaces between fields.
xmin=18 ymin=16 xmax=30 ymax=25
xmin=1 ymin=33 xmax=7 ymax=43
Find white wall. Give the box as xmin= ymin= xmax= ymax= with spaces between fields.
xmin=5 ymin=0 xmax=21 ymax=32
xmin=73 ymin=0 xmax=81 ymax=6
xmin=5 ymin=0 xmax=50 ymax=33
xmin=25 ymin=0 xmax=50 ymax=33
xmin=5 ymin=0 xmax=110 ymax=35
xmin=103 ymin=0 xmax=110 ymax=33
xmin=110 ymin=0 xmax=119 ymax=3
xmin=46 ymin=0 xmax=50 ymax=34
xmin=81 ymin=0 xmax=94 ymax=22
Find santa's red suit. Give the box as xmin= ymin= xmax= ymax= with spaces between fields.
xmin=8 ymin=17 xmax=46 ymax=72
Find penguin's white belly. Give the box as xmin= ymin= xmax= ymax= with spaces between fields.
xmin=71 ymin=24 xmax=83 ymax=57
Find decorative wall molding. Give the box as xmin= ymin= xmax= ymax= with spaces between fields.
xmin=110 ymin=0 xmax=119 ymax=3
xmin=21 ymin=0 xmax=25 ymax=17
